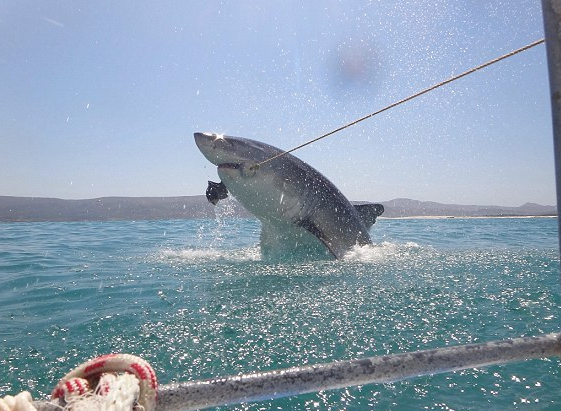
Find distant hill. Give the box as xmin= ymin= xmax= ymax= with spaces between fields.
xmin=379 ymin=198 xmax=557 ymax=218
xmin=0 ymin=196 xmax=251 ymax=222
xmin=0 ymin=195 xmax=556 ymax=222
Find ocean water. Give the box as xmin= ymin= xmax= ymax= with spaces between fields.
xmin=0 ymin=212 xmax=560 ymax=410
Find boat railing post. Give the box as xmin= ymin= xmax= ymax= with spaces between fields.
xmin=542 ymin=0 xmax=561 ymax=275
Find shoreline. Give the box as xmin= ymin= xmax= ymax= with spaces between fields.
xmin=1 ymin=196 xmax=556 ymax=223
xmin=0 ymin=215 xmax=557 ymax=224
xmin=380 ymin=215 xmax=557 ymax=220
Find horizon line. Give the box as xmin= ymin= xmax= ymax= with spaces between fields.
xmin=0 ymin=194 xmax=556 ymax=209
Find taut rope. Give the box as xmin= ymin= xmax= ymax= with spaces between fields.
xmin=255 ymin=38 xmax=545 ymax=168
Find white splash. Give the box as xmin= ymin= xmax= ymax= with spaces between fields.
xmin=344 ymin=241 xmax=421 ymax=263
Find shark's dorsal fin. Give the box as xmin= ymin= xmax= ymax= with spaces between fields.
xmin=354 ymin=203 xmax=384 ymax=230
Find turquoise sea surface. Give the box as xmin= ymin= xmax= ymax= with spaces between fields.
xmin=1 ymin=212 xmax=560 ymax=410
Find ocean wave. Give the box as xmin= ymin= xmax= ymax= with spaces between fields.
xmin=158 ymin=246 xmax=261 ymax=263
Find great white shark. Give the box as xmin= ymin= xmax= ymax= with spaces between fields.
xmin=194 ymin=132 xmax=384 ymax=259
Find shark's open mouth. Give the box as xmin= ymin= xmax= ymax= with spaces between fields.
xmin=218 ymin=163 xmax=241 ymax=170
xmin=219 ymin=161 xmax=259 ymax=177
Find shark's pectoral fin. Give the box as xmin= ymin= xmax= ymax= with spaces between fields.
xmin=206 ymin=180 xmax=229 ymax=205
xmin=354 ymin=203 xmax=384 ymax=230
xmin=296 ymin=217 xmax=337 ymax=258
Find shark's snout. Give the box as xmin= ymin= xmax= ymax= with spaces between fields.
xmin=194 ymin=132 xmax=223 ymax=151
xmin=194 ymin=132 xmax=234 ymax=166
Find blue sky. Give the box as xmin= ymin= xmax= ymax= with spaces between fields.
xmin=0 ymin=0 xmax=554 ymax=206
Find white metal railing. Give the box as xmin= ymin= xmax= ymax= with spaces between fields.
xmin=33 ymin=333 xmax=560 ymax=411
xmin=154 ymin=333 xmax=561 ymax=411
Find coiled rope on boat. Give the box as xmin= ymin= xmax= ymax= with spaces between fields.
xmin=0 ymin=354 xmax=158 ymax=411
xmin=50 ymin=354 xmax=158 ymax=411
